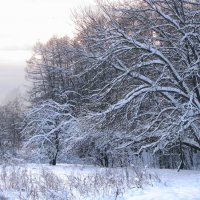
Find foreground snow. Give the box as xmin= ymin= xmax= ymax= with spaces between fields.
xmin=122 ymin=169 xmax=200 ymax=200
xmin=0 ymin=164 xmax=199 ymax=200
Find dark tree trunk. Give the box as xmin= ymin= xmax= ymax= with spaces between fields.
xmin=178 ymin=138 xmax=184 ymax=172
xmin=49 ymin=131 xmax=59 ymax=166
xmin=49 ymin=157 xmax=57 ymax=165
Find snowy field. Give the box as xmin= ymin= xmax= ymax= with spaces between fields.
xmin=0 ymin=164 xmax=199 ymax=200
xmin=123 ymin=169 xmax=200 ymax=200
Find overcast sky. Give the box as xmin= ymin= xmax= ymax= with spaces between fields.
xmin=0 ymin=0 xmax=95 ymax=104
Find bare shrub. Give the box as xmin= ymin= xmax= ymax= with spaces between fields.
xmin=66 ymin=165 xmax=160 ymax=199
xmin=0 ymin=164 xmax=160 ymax=199
xmin=0 ymin=165 xmax=69 ymax=200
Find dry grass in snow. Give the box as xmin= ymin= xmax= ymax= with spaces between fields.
xmin=0 ymin=164 xmax=160 ymax=200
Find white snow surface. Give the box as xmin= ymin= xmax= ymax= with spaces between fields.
xmin=122 ymin=169 xmax=200 ymax=200
xmin=0 ymin=164 xmax=200 ymax=200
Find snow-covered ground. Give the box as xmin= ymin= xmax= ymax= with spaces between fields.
xmin=0 ymin=164 xmax=199 ymax=200
xmin=122 ymin=169 xmax=200 ymax=200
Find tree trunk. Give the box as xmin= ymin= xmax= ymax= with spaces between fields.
xmin=49 ymin=132 xmax=59 ymax=166
xmin=49 ymin=157 xmax=57 ymax=165
xmin=178 ymin=138 xmax=184 ymax=172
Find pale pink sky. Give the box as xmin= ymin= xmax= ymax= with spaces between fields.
xmin=0 ymin=0 xmax=96 ymax=103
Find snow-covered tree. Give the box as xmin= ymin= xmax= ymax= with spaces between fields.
xmin=0 ymin=98 xmax=24 ymax=159
xmin=26 ymin=36 xmax=76 ymax=104
xmin=22 ymin=100 xmax=78 ymax=165
xmin=23 ymin=0 xmax=200 ymax=168
xmin=75 ymin=0 xmax=200 ymax=165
